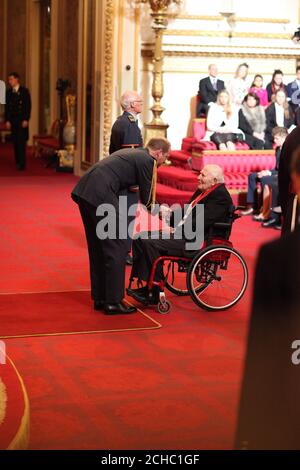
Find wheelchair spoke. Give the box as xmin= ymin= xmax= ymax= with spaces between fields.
xmin=187 ymin=246 xmax=248 ymax=311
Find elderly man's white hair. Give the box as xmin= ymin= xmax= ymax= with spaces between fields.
xmin=120 ymin=90 xmax=140 ymax=111
xmin=204 ymin=164 xmax=224 ymax=183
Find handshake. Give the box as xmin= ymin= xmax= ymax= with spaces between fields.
xmin=159 ymin=204 xmax=172 ymax=222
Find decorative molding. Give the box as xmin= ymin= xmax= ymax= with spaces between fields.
xmin=142 ymin=50 xmax=300 ymax=59
xmin=102 ymin=0 xmax=114 ymax=157
xmin=143 ymin=43 xmax=300 ymax=52
xmin=165 ymin=30 xmax=292 ymax=39
xmin=169 ymin=14 xmax=290 ymax=24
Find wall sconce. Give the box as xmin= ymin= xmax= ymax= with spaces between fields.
xmin=219 ymin=11 xmax=236 ymax=39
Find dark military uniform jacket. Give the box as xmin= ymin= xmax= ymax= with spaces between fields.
xmin=109 ymin=111 xmax=143 ymax=154
xmin=71 ymin=148 xmax=156 ymax=210
xmin=5 ymin=86 xmax=32 ymax=141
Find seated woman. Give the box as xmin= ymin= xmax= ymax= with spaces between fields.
xmin=227 ymin=63 xmax=249 ymax=107
xmin=205 ymin=89 xmax=244 ymax=150
xmin=241 ymin=126 xmax=288 ymax=217
xmin=264 ymin=89 xmax=295 ymax=148
xmin=249 ymin=74 xmax=269 ymax=107
xmin=239 ymin=93 xmax=266 ymax=149
xmin=266 ymin=69 xmax=287 ymax=102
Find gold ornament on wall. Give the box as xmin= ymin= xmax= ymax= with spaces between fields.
xmin=137 ymin=0 xmax=181 ymax=143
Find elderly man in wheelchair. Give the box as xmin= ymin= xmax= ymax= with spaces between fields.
xmin=127 ymin=164 xmax=248 ymax=313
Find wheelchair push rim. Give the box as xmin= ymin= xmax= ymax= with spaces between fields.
xmin=164 ymin=260 xmax=189 ymax=296
xmin=187 ymin=245 xmax=248 ymax=311
xmin=164 ymin=260 xmax=208 ymax=297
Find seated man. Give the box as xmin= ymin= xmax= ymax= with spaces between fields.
xmin=127 ymin=165 xmax=233 ymax=305
xmin=241 ymin=126 xmax=288 ymax=217
xmin=197 ymin=64 xmax=225 ymax=117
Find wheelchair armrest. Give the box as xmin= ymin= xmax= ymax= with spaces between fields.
xmin=213 ymin=222 xmax=231 ymax=229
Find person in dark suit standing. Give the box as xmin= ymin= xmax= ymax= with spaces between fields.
xmin=235 ymin=149 xmax=300 ymax=450
xmin=71 ymin=138 xmax=170 ymax=315
xmin=5 ymin=72 xmax=31 ymax=170
xmin=287 ymin=66 xmax=300 ymax=115
xmin=278 ymin=125 xmax=300 ymax=233
xmin=109 ymin=90 xmax=144 ymax=265
xmin=196 ymin=64 xmax=225 ymax=117
xmin=127 ymin=165 xmax=233 ymax=305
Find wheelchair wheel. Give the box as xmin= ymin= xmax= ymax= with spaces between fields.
xmin=157 ymin=300 xmax=171 ymax=314
xmin=187 ymin=245 xmax=248 ymax=311
xmin=164 ymin=260 xmax=189 ymax=296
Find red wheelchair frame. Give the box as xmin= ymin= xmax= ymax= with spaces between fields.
xmin=128 ymin=206 xmax=248 ymax=314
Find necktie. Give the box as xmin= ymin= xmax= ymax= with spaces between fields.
xmin=213 ymin=79 xmax=218 ymax=91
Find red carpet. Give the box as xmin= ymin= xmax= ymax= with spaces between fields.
xmin=0 ymin=291 xmax=160 ymax=339
xmin=0 ymin=143 xmax=280 ymax=449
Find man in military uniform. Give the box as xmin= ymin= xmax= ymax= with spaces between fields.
xmin=109 ymin=90 xmax=143 ymax=154
xmin=109 ymin=91 xmax=144 ymax=265
xmin=71 ymin=138 xmax=170 ymax=315
xmin=5 ymin=72 xmax=32 ymax=171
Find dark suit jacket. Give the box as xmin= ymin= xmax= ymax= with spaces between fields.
xmin=71 ymin=148 xmax=155 ymax=209
xmin=197 ymin=77 xmax=225 ymax=116
xmin=235 ymin=228 xmax=300 ymax=449
xmin=171 ymin=183 xmax=233 ymax=241
xmin=5 ymin=86 xmax=31 ymax=140
xmin=266 ymin=83 xmax=287 ymax=102
xmin=109 ymin=111 xmax=143 ymax=154
xmin=265 ymin=103 xmax=294 ymax=145
xmin=278 ymin=125 xmax=300 ymax=232
xmin=287 ymin=80 xmax=300 ymax=103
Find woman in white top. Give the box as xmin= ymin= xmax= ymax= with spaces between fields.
xmin=227 ymin=63 xmax=249 ymax=107
xmin=265 ymin=89 xmax=295 ymax=148
xmin=205 ymin=89 xmax=244 ymax=150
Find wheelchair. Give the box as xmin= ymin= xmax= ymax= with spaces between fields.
xmin=128 ymin=205 xmax=248 ymax=314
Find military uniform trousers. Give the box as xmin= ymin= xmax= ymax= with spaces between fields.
xmin=78 ymin=197 xmax=128 ymax=303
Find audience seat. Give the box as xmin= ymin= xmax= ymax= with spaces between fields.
xmin=161 ymin=118 xmax=277 ymax=206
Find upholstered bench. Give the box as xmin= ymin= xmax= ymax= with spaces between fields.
xmin=157 ymin=166 xmax=198 ymax=192
xmin=192 ymin=149 xmax=276 ymax=195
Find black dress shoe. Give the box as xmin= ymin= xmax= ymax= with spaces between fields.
xmin=104 ymin=302 xmax=137 ymax=315
xmin=127 ymin=286 xmax=148 ymax=296
xmin=126 ymin=254 xmax=133 ymax=265
xmin=94 ymin=300 xmax=105 ymax=311
xmin=126 ymin=287 xmax=160 ymax=305
xmin=126 ymin=289 xmax=149 ymax=305
xmin=262 ymin=218 xmax=279 ymax=228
